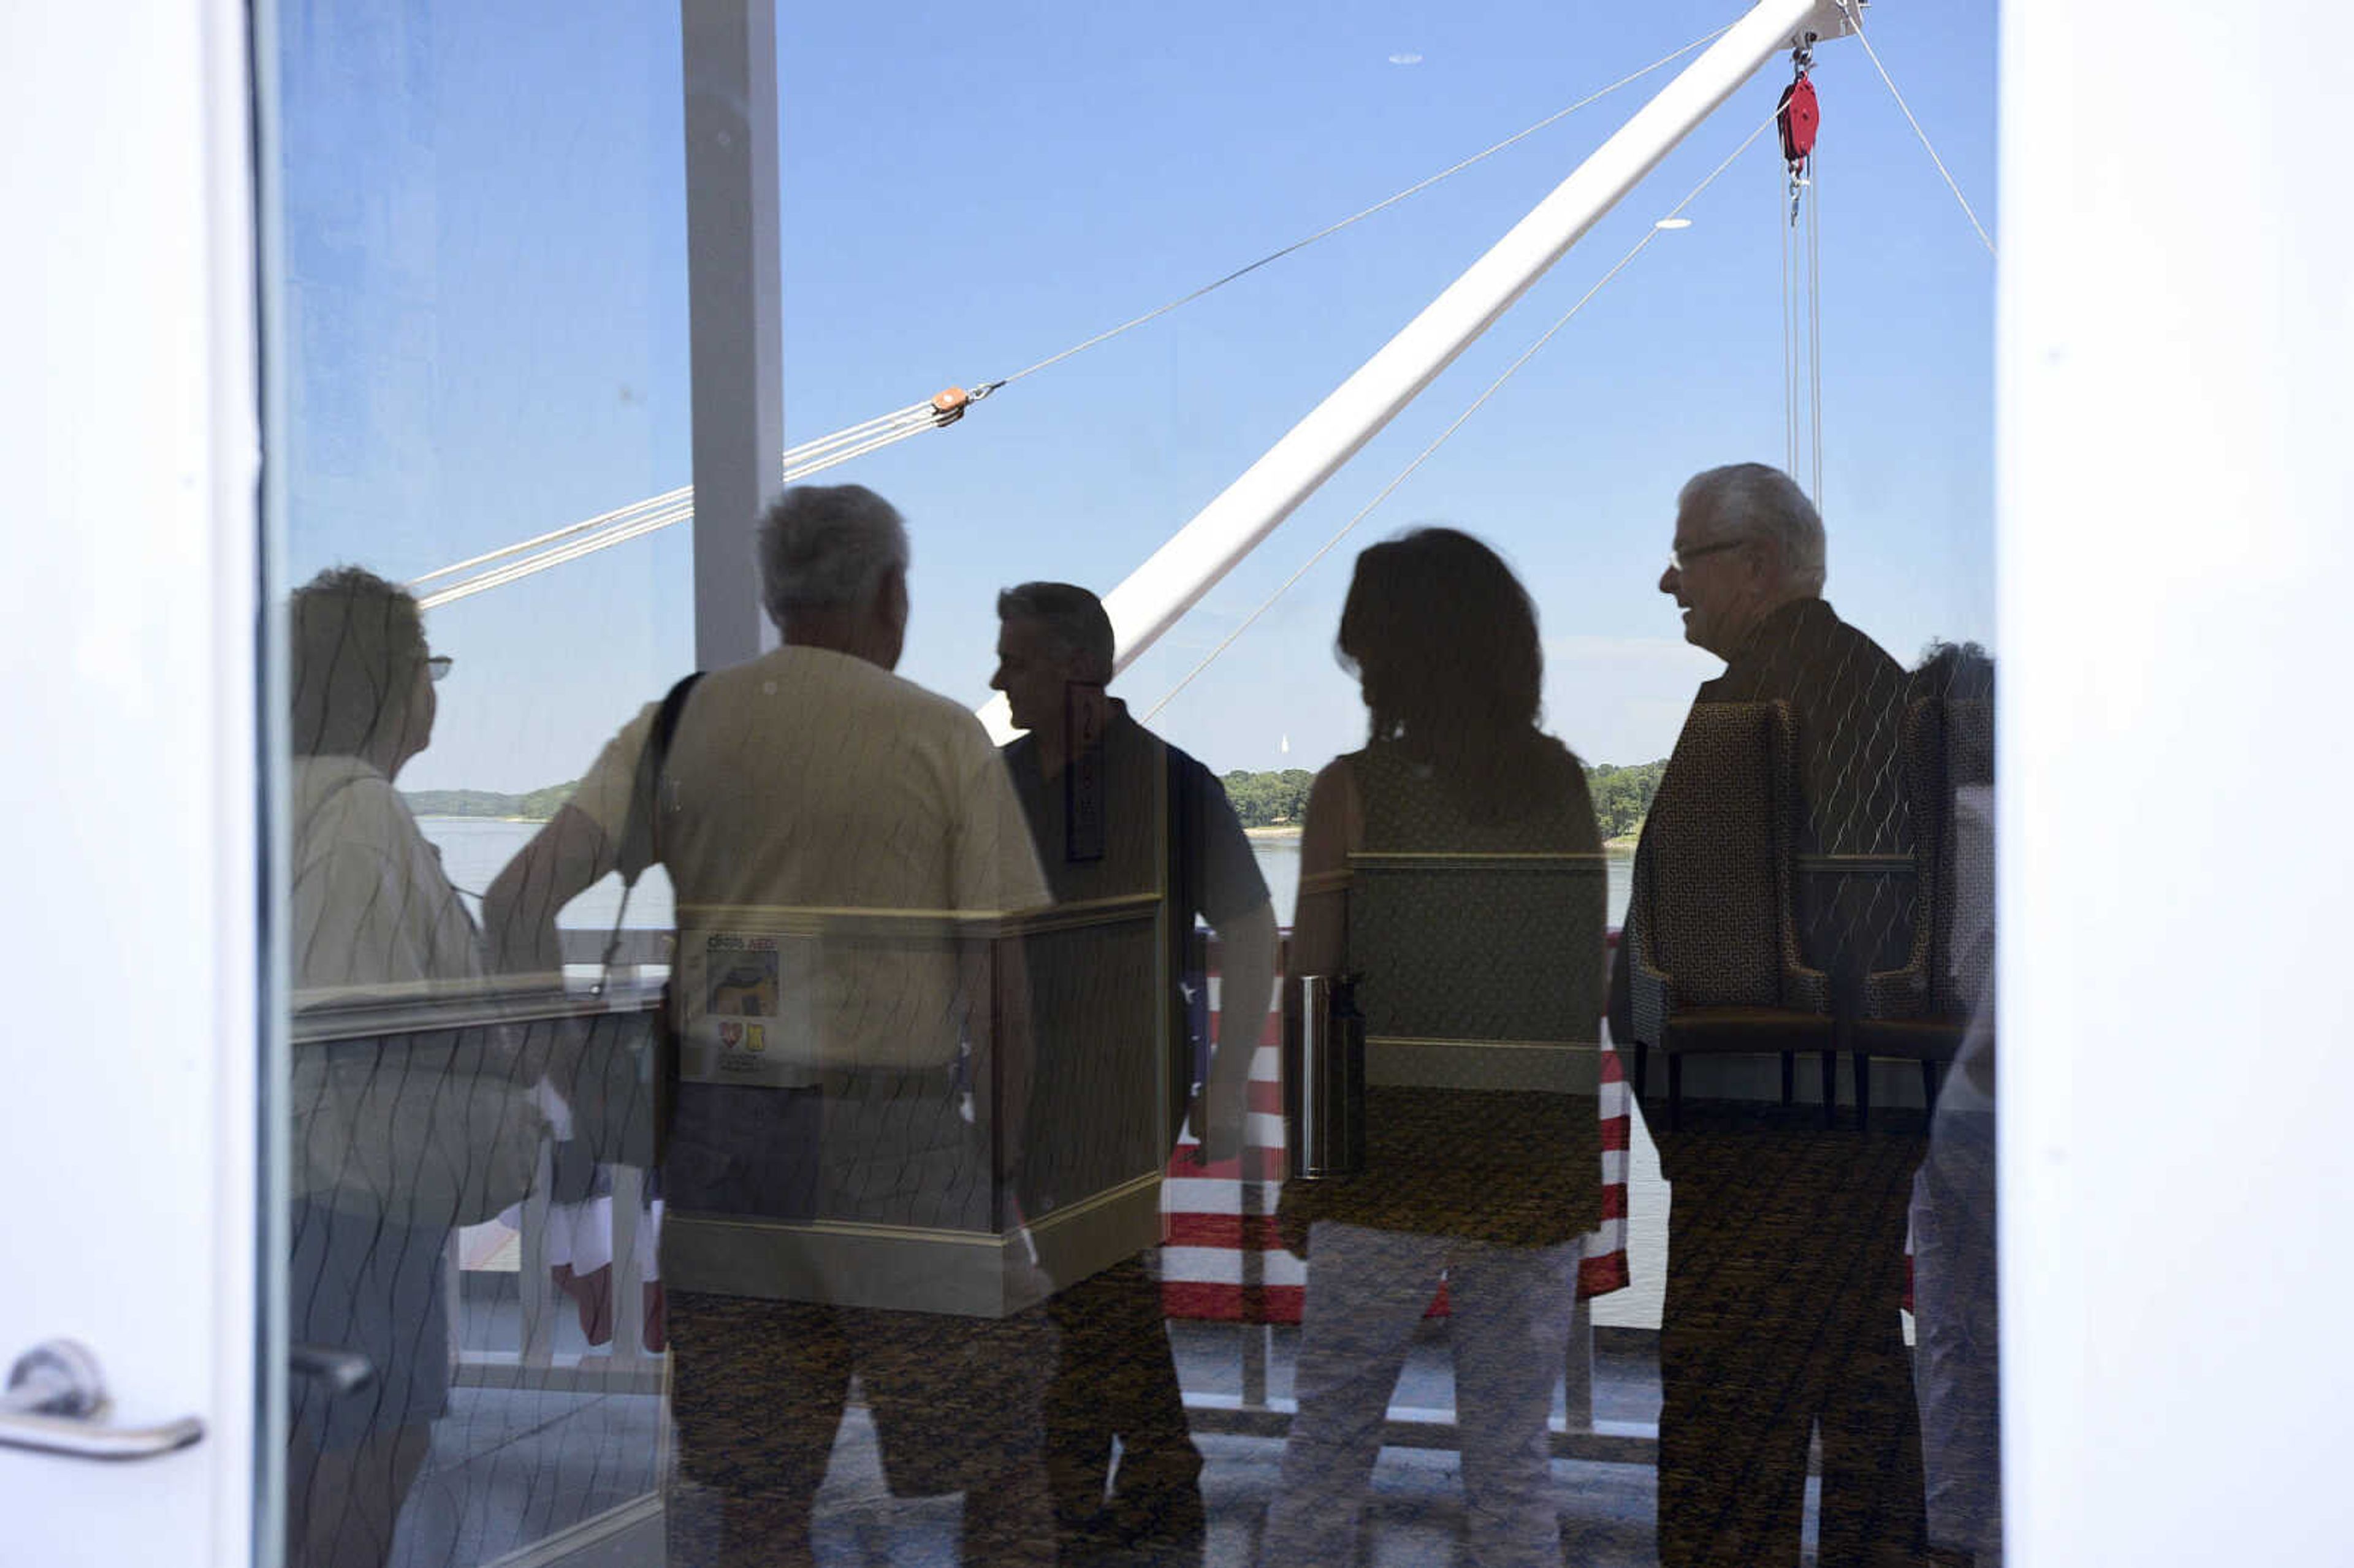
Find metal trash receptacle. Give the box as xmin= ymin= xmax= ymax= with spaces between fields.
xmin=1281 ymin=973 xmax=1365 ymax=1181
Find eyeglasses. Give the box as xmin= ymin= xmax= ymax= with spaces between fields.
xmin=426 ymin=655 xmax=453 ymax=682
xmin=1668 ymin=538 xmax=1749 ymax=573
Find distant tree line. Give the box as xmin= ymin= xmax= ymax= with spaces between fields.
xmin=410 ymin=754 xmax=1669 ymax=838
xmin=1221 ymin=769 xmax=1316 ymax=828
xmin=1583 ymin=759 xmax=1666 ymax=842
xmin=403 ymin=781 xmax=578 ymax=821
xmin=1216 ymin=758 xmax=1666 ymax=839
xmin=408 ymin=645 xmax=1981 ymax=838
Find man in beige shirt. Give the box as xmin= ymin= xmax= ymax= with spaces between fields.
xmin=487 ymin=485 xmax=1054 ymax=1567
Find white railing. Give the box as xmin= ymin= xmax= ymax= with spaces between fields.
xmin=443 ymin=928 xmax=1650 ymax=1464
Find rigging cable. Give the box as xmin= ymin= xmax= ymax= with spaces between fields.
xmin=1777 ymin=42 xmax=1824 ymax=508
xmin=1141 ymin=110 xmax=1783 ymax=723
xmin=416 ymin=395 xmax=964 ymax=609
xmin=1808 ymin=147 xmax=1824 ymax=509
xmin=986 ymin=23 xmax=1737 ymax=391
xmin=409 ymin=24 xmax=1737 ymax=611
xmin=1781 ymin=161 xmax=1797 ymax=478
xmin=412 ymin=485 xmax=688 ymax=589
xmin=1835 ymin=0 xmax=1996 ymax=257
xmin=410 ymin=398 xmax=952 ymax=589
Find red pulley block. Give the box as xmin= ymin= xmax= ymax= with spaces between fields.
xmin=1777 ymin=74 xmax=1820 ymax=165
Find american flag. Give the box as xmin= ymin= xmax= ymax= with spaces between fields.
xmin=1158 ymin=994 xmax=1632 ymax=1323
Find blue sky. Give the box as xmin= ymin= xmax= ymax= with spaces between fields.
xmin=275 ymin=1 xmax=1995 ymax=793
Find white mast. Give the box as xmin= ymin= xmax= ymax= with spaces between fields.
xmin=983 ymin=0 xmax=1859 ymax=739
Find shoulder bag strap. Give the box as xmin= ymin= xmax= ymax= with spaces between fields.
xmin=598 ymin=672 xmax=706 ymax=978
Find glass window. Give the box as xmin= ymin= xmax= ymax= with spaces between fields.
xmin=259 ymin=6 xmax=1995 ymax=1564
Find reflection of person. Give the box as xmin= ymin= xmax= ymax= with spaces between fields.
xmin=1260 ymin=529 xmax=1607 ymax=1568
xmin=991 ymin=581 xmax=1275 ymax=1564
xmin=284 ymin=566 xmax=473 ymax=1568
xmin=1610 ymin=465 xmax=1925 ymax=1568
xmin=485 ymin=485 xmax=1056 ymax=1567
xmin=1911 ymin=986 xmax=1996 ymax=1568
xmin=1906 ymin=642 xmax=1999 ymax=1567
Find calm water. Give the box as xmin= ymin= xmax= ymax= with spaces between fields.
xmin=423 ymin=816 xmax=673 ymax=934
xmin=422 ymin=819 xmax=1632 ymax=934
xmin=417 ymin=817 xmax=1667 ymax=1328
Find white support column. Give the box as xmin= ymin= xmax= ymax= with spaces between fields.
xmin=980 ymin=0 xmax=1849 ymax=737
xmin=2000 ymin=4 xmax=2354 ymax=1563
xmin=680 ymin=0 xmax=783 ymax=669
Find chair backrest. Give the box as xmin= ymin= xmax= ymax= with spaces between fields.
xmin=1905 ymin=696 xmax=1996 ymax=1016
xmin=1943 ymin=699 xmax=1995 ymax=1011
xmin=1640 ymin=700 xmax=1802 ymax=1010
xmin=1348 ymin=851 xmax=1609 ymax=1063
xmin=1344 ymin=851 xmax=1607 ymax=1097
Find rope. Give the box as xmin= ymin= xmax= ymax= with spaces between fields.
xmin=1141 ymin=112 xmax=1781 ymax=723
xmin=990 ymin=23 xmax=1738 ymax=391
xmin=414 ymin=401 xmax=959 ymax=609
xmin=419 ymin=500 xmax=695 ymax=610
xmin=414 ymin=23 xmax=1739 ymax=612
xmin=1837 ymin=0 xmax=1996 ymax=257
xmin=1808 ymin=148 xmax=1824 ymax=509
xmin=1782 ymin=174 xmax=1799 ymax=477
xmin=411 ymin=402 xmax=939 ymax=589
xmin=774 ymin=400 xmax=956 ymax=477
xmin=1777 ymin=45 xmax=1824 ymax=509
xmin=409 ymin=485 xmax=693 ymax=587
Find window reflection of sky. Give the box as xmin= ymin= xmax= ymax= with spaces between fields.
xmin=281 ymin=1 xmax=1994 ymax=807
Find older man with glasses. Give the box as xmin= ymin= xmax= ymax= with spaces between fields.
xmin=1612 ymin=464 xmax=1932 ymax=1568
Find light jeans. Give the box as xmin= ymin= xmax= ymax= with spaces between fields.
xmin=1260 ymin=1221 xmax=1581 ymax=1568
xmin=1912 ymin=1015 xmax=2000 ymax=1566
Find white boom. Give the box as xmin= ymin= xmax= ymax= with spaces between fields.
xmin=981 ymin=0 xmax=1859 ymax=739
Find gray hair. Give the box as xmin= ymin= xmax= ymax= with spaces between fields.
xmin=755 ymin=484 xmax=910 ymax=624
xmin=288 ymin=565 xmax=426 ymax=758
xmin=996 ymin=581 xmax=1114 ymax=683
xmin=1678 ymin=463 xmax=1827 ymax=595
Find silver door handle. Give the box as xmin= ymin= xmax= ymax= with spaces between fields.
xmin=289 ymin=1343 xmax=375 ymax=1395
xmin=0 ymin=1340 xmax=205 ymax=1461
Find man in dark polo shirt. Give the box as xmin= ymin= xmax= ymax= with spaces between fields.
xmin=1610 ymin=464 xmax=1929 ymax=1568
xmin=992 ymin=582 xmax=1276 ymax=1565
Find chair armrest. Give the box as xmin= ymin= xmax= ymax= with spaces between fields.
xmin=1625 ymin=920 xmax=1679 ymax=1048
xmin=1862 ymin=963 xmax=1931 ymax=1020
xmin=1780 ymin=959 xmax=1833 ymax=1015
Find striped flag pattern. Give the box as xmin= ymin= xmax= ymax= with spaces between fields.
xmin=1159 ymin=1009 xmax=1632 ymax=1323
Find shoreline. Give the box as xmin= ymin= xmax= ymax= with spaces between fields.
xmin=415 ymin=813 xmax=549 ymax=825
xmin=1247 ymin=824 xmax=1637 ymax=853
xmin=414 ymin=815 xmax=1636 ymax=849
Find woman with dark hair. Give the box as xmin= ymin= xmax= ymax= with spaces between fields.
xmin=1260 ymin=528 xmax=1609 ymax=1567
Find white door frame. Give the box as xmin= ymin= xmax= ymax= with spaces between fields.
xmin=0 ymin=2 xmax=265 ymax=1564
xmin=1996 ymin=3 xmax=2354 ymax=1564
